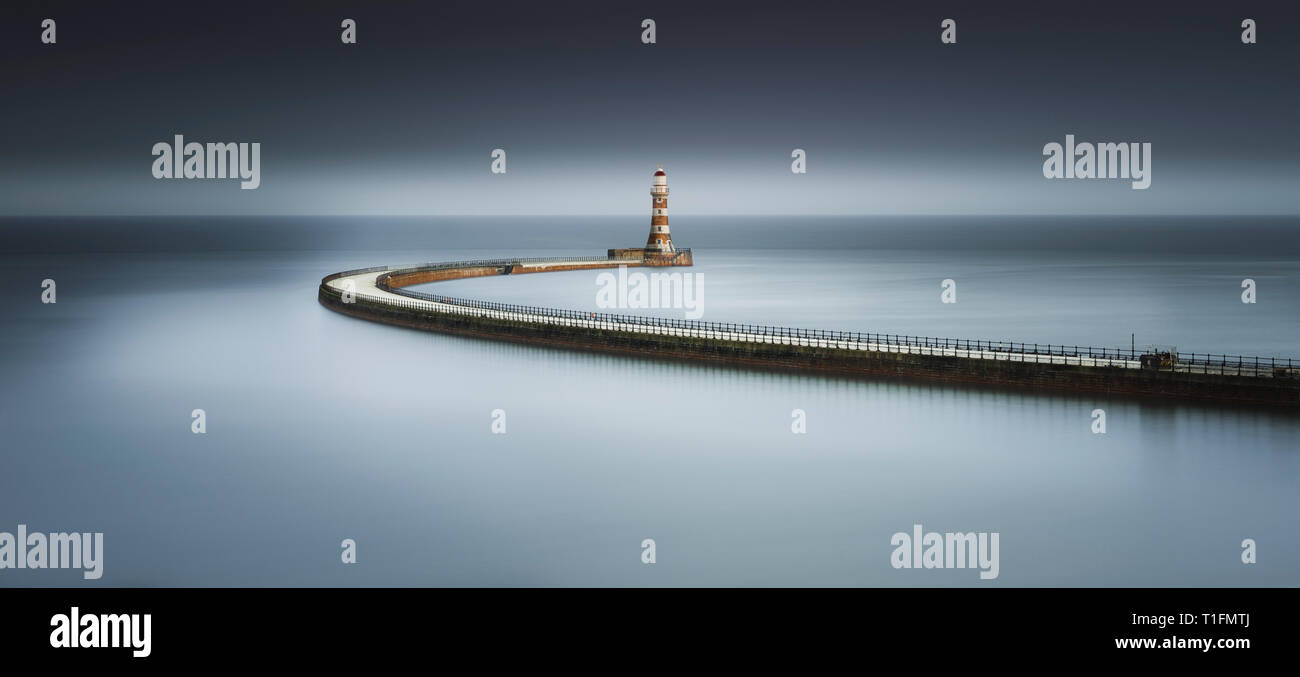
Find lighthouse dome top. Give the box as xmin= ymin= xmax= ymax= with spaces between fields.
xmin=653 ymin=168 xmax=666 ymax=176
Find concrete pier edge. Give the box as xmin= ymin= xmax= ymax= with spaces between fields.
xmin=319 ymin=256 xmax=1300 ymax=410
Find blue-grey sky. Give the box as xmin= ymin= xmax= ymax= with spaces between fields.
xmin=2 ymin=0 xmax=1298 ymax=216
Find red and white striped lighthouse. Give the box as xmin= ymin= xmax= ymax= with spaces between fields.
xmin=646 ymin=166 xmax=674 ymax=254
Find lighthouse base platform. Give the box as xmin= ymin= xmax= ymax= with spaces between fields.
xmin=607 ymin=248 xmax=694 ymax=266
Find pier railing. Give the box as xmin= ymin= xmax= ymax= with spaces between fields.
xmin=325 ymin=256 xmax=1294 ymax=378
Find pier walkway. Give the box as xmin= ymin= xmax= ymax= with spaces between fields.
xmin=322 ymin=257 xmax=1293 ymax=380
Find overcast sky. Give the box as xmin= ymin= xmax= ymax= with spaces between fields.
xmin=2 ymin=0 xmax=1298 ymax=216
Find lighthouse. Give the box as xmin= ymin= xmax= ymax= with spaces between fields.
xmin=607 ymin=166 xmax=691 ymax=266
xmin=645 ymin=167 xmax=674 ymax=254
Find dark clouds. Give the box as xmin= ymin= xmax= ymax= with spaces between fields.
xmin=1 ymin=1 xmax=1298 ymax=215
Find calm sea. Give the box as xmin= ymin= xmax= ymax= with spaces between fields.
xmin=1 ymin=216 xmax=1297 ymax=586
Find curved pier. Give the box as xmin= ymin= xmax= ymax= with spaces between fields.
xmin=319 ymin=255 xmax=1300 ymax=408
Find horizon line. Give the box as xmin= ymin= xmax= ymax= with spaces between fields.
xmin=3 ymin=213 xmax=1299 ymax=219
